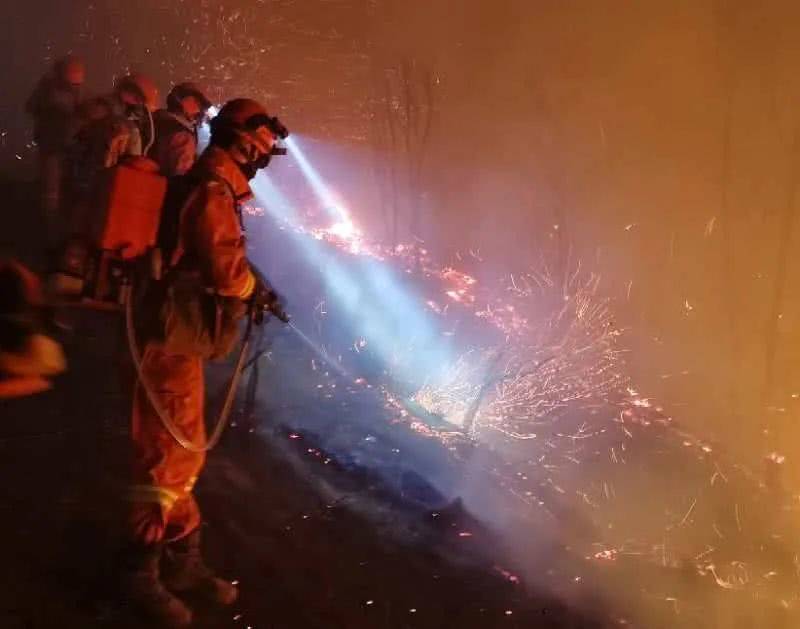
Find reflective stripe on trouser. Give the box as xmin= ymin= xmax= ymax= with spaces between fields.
xmin=130 ymin=343 xmax=206 ymax=543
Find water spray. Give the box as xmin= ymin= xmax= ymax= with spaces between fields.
xmin=242 ymin=308 xmax=348 ymax=379
xmin=286 ymin=321 xmax=349 ymax=378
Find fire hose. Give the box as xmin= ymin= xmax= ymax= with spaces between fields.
xmin=124 ymin=284 xmax=258 ymax=453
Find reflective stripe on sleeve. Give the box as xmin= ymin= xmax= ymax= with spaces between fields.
xmin=238 ymin=270 xmax=256 ymax=300
xmin=128 ymin=485 xmax=181 ymax=510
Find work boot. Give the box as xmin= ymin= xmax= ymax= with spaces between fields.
xmin=119 ymin=543 xmax=193 ymax=627
xmin=163 ymin=529 xmax=238 ymax=606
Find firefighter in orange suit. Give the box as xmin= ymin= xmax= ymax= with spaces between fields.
xmin=149 ymin=82 xmax=212 ymax=177
xmin=121 ymin=99 xmax=284 ymax=628
xmin=64 ymin=73 xmax=159 ymax=259
xmin=25 ymin=55 xmax=85 ymax=246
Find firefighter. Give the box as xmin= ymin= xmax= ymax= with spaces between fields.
xmin=25 ymin=55 xmax=85 ymax=246
xmin=122 ymin=98 xmax=284 ymax=627
xmin=149 ymin=82 xmax=212 ymax=176
xmin=71 ymin=72 xmax=159 ymax=180
xmin=63 ymin=73 xmax=159 ymax=266
xmin=0 ymin=259 xmax=66 ymax=398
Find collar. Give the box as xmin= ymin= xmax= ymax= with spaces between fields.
xmin=195 ymin=146 xmax=253 ymax=203
xmin=101 ymin=94 xmax=126 ymax=117
xmin=156 ymin=109 xmax=196 ymax=133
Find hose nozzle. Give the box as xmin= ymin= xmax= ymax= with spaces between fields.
xmin=269 ymin=301 xmax=290 ymax=324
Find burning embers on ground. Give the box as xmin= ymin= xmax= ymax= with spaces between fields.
xmin=246 ymin=199 xmax=800 ymax=624
xmin=249 ymin=198 xmax=627 ymax=443
xmin=413 ymin=265 xmax=626 ymax=439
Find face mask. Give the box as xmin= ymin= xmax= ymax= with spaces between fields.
xmin=125 ymin=103 xmax=146 ymax=120
xmin=180 ymin=109 xmax=204 ymax=128
xmin=253 ymin=152 xmax=272 ymax=171
xmin=237 ymin=153 xmax=272 ymax=181
xmin=238 ymin=161 xmax=259 ymax=181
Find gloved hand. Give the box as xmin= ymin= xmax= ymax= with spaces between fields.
xmin=129 ymin=503 xmax=166 ymax=545
xmin=250 ymin=266 xmax=289 ymax=324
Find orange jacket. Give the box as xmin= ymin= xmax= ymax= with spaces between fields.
xmin=173 ymin=146 xmax=256 ymax=299
xmin=149 ymin=109 xmax=198 ymax=177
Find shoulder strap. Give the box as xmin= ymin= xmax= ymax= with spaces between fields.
xmin=164 ymin=172 xmax=238 ymax=270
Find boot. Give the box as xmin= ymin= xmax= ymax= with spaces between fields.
xmin=120 ymin=543 xmax=193 ymax=627
xmin=162 ymin=529 xmax=238 ymax=606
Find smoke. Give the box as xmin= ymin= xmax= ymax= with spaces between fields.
xmin=248 ymin=124 xmax=800 ymax=626
xmin=4 ymin=1 xmax=800 ymax=625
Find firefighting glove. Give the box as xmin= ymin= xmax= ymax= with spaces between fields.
xmin=129 ymin=503 xmax=166 ymax=546
xmin=250 ymin=266 xmax=289 ymax=325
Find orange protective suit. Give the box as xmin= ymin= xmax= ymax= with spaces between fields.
xmin=149 ymin=109 xmax=199 ymax=177
xmin=129 ymin=145 xmax=256 ymax=544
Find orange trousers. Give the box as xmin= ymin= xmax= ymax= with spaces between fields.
xmin=129 ymin=343 xmax=206 ymax=544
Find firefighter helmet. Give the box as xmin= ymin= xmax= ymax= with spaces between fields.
xmin=167 ymin=82 xmax=212 ymax=113
xmin=214 ymin=98 xmax=269 ymax=128
xmin=55 ymin=55 xmax=85 ymax=87
xmin=115 ymin=73 xmax=159 ymax=112
xmin=211 ymin=98 xmax=288 ymax=152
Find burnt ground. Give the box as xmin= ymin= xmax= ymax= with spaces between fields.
xmin=2 ymin=177 xmax=800 ymax=629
